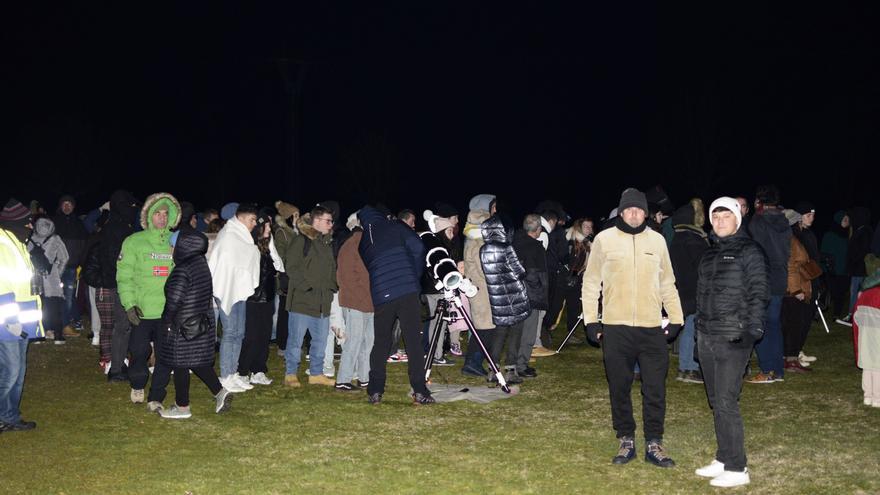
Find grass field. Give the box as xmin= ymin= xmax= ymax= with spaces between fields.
xmin=2 ymin=320 xmax=879 ymax=494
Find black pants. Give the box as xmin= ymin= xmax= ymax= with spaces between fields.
xmin=40 ymin=296 xmax=63 ymax=336
xmin=564 ymin=283 xmax=583 ymax=339
xmin=239 ymin=301 xmax=272 ymax=375
xmin=489 ymin=321 xmax=525 ymax=367
xmin=369 ymin=293 xmax=429 ymax=396
xmin=601 ymin=325 xmax=668 ymax=440
xmin=275 ymin=304 xmax=289 ymax=351
xmin=828 ymin=274 xmax=849 ymax=317
xmin=698 ymin=332 xmax=751 ymax=472
xmin=173 ymin=366 xmax=222 ymax=407
xmin=128 ymin=319 xmax=171 ymax=401
xmin=781 ymin=297 xmax=812 ymax=357
xmin=542 ymin=273 xmax=567 ymax=339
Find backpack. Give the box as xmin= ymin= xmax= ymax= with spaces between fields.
xmin=28 ymin=236 xmax=54 ymax=275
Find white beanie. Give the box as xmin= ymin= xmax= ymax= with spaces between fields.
xmin=708 ymin=197 xmax=742 ymax=230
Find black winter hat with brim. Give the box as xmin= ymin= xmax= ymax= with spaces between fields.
xmin=618 ymin=188 xmax=648 ymax=214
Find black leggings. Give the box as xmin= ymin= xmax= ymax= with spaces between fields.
xmin=239 ymin=301 xmax=273 ymax=375
xmin=173 ymin=366 xmax=222 ymax=407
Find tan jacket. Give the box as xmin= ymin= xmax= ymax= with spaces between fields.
xmin=463 ymin=210 xmax=493 ymax=329
xmin=582 ymin=225 xmax=683 ymax=327
xmin=337 ymin=231 xmax=373 ymax=313
xmin=786 ymin=237 xmax=812 ymax=300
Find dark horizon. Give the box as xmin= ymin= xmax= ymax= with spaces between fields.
xmin=4 ymin=4 xmax=878 ymax=229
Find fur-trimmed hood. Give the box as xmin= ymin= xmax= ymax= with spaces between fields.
xmin=296 ymin=213 xmax=321 ymax=241
xmin=140 ymin=192 xmax=180 ymax=231
xmin=464 ymin=210 xmax=490 ymax=240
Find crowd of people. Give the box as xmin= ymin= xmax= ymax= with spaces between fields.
xmin=2 ymin=185 xmax=879 ymax=489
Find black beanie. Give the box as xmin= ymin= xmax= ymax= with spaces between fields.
xmin=794 ymin=201 xmax=815 ymax=215
xmin=618 ymin=188 xmax=648 ymax=214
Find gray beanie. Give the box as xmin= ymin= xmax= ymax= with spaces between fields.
xmin=618 ymin=187 xmax=648 ymax=214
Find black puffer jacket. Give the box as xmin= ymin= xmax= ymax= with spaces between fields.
xmin=160 ymin=231 xmax=216 ymax=368
xmin=81 ymin=240 xmax=105 ymax=288
xmin=695 ymin=228 xmax=770 ymax=339
xmin=513 ymin=229 xmax=549 ymax=310
xmin=480 ymin=215 xmax=530 ymax=326
xmin=748 ymin=208 xmax=791 ymax=296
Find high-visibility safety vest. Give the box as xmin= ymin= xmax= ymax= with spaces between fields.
xmin=0 ymin=228 xmax=43 ymax=340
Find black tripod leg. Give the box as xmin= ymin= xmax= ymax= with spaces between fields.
xmin=424 ymin=302 xmax=446 ymax=381
xmin=457 ymin=302 xmax=510 ymax=393
xmin=556 ymin=316 xmax=583 ymax=353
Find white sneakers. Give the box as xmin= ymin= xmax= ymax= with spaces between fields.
xmin=220 ymin=374 xmax=253 ymax=393
xmin=250 ymin=372 xmax=273 ymax=385
xmin=798 ymin=351 xmax=817 ymax=367
xmin=710 ymin=468 xmax=750 ymax=487
xmin=130 ymin=388 xmax=145 ymax=403
xmin=147 ymin=401 xmax=164 ymax=413
xmin=695 ymin=460 xmax=725 ymax=478
xmin=696 ymin=460 xmax=750 ymax=487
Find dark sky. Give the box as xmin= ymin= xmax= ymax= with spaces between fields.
xmin=3 ymin=4 xmax=878 ymax=229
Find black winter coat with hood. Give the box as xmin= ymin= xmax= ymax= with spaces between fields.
xmin=748 ymin=207 xmax=791 ymax=296
xmin=358 ymin=206 xmax=425 ymax=306
xmin=479 ymin=215 xmax=530 ymax=326
xmin=847 ymin=207 xmax=874 ymax=277
xmin=160 ymin=231 xmax=216 ymax=368
xmin=97 ymin=190 xmax=139 ymax=289
xmin=669 ymin=204 xmax=709 ymax=316
xmin=695 ymin=227 xmax=770 ymax=340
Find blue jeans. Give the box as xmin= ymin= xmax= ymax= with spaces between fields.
xmin=755 ymin=295 xmax=784 ymax=376
xmin=218 ymin=300 xmax=246 ymax=378
xmin=337 ymin=308 xmax=374 ymax=384
xmin=285 ymin=312 xmax=330 ymax=376
xmin=678 ymin=314 xmax=699 ymax=372
xmin=61 ymin=267 xmax=80 ymax=326
xmin=0 ymin=339 xmax=28 ymax=424
xmin=850 ymin=276 xmax=865 ymax=313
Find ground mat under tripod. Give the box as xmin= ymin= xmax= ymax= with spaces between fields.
xmin=419 ymin=383 xmax=521 ymax=404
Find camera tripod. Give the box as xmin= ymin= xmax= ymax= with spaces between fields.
xmin=423 ymin=289 xmax=511 ymax=393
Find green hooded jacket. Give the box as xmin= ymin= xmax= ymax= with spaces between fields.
xmin=284 ymin=213 xmax=337 ymax=317
xmin=116 ymin=193 xmax=180 ymax=319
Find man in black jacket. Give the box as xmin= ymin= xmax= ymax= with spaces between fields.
xmin=52 ymin=195 xmax=88 ymax=337
xmin=99 ymin=190 xmax=140 ymax=382
xmin=838 ymin=207 xmax=874 ymax=326
xmin=694 ymin=197 xmax=769 ymax=488
xmin=512 ymin=214 xmax=548 ymax=378
xmin=746 ymin=185 xmax=790 ymax=383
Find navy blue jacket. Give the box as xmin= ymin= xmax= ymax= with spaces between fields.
xmin=358 ymin=207 xmax=425 ymax=306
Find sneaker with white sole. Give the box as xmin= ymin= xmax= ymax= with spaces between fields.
xmin=695 ymin=459 xmax=725 ymax=478
xmin=130 ymin=388 xmax=145 ymax=404
xmin=233 ymin=374 xmax=254 ymax=390
xmin=798 ymin=350 xmax=817 ymax=363
xmin=709 ymin=468 xmax=750 ymax=487
xmin=250 ymin=372 xmax=273 ymax=385
xmin=835 ymin=314 xmax=853 ymax=327
xmin=220 ymin=375 xmax=246 ymax=393
xmin=159 ymin=405 xmax=192 ymax=419
xmin=215 ymin=388 xmax=233 ymax=413
xmin=147 ymin=401 xmax=164 ymax=413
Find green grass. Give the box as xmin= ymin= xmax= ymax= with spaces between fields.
xmin=3 ymin=321 xmax=879 ymax=494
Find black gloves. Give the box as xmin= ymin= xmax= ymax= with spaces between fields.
xmin=126 ymin=306 xmax=144 ymax=326
xmin=664 ymin=323 xmax=682 ymax=342
xmin=586 ymin=323 xmax=603 ymax=346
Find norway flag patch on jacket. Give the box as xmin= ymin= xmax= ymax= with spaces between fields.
xmin=152 ymin=266 xmax=170 ymax=277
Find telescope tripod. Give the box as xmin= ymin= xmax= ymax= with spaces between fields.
xmin=423 ymin=289 xmax=511 ymax=393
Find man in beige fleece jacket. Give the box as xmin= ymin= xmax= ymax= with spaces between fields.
xmin=582 ymin=187 xmax=684 ymax=469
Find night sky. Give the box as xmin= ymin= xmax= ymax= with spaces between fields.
xmin=4 ymin=4 xmax=878 ymax=230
